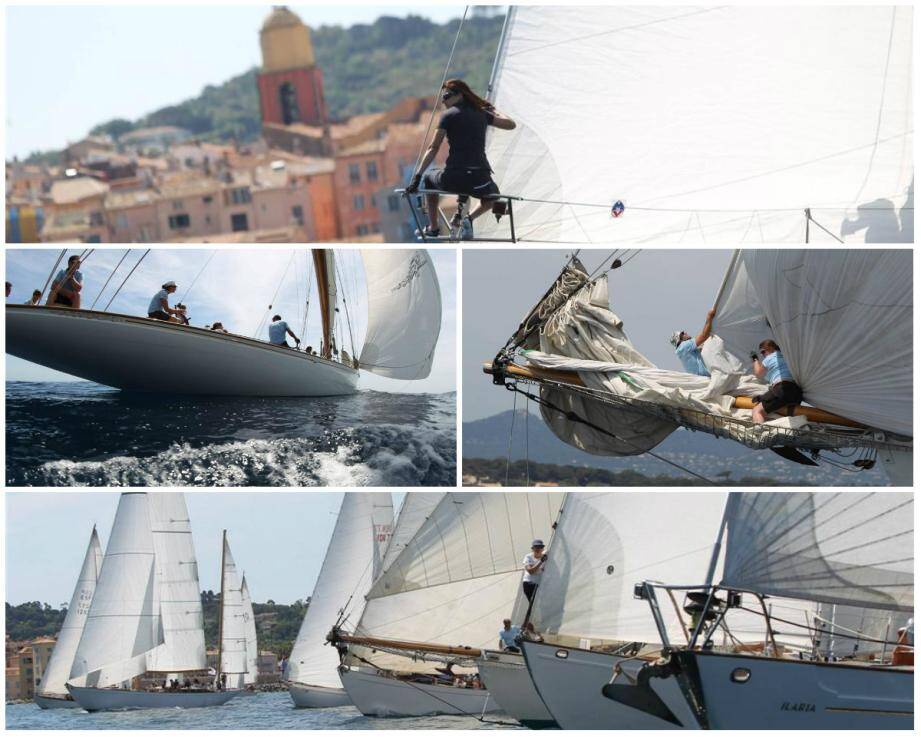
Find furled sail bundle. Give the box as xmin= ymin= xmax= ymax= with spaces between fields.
xmin=69 ymin=493 xmax=164 ymax=688
xmin=721 ymin=492 xmax=914 ymax=612
xmin=146 ymin=494 xmax=206 ymax=675
xmin=286 ymin=493 xmax=394 ymax=691
xmin=713 ymin=250 xmax=913 ymax=436
xmin=220 ymin=536 xmax=248 ymax=690
xmin=37 ymin=528 xmax=104 ymax=699
xmin=350 ymin=492 xmax=564 ymax=672
xmin=359 ymin=250 xmax=442 ymax=379
xmin=482 ymin=6 xmax=913 ymax=244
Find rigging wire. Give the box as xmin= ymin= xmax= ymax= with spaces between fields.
xmin=301 ymin=251 xmax=312 ymax=344
xmin=90 ymin=249 xmax=132 ymax=310
xmin=504 ymin=390 xmax=518 ymax=486
xmin=252 ymin=251 xmax=296 ymax=339
xmin=334 ymin=258 xmax=358 ymax=362
xmin=178 ymin=250 xmax=217 ymax=304
xmin=39 ymin=249 xmax=67 ymax=302
xmin=103 ymin=249 xmax=149 ymax=312
xmin=412 ymin=5 xmax=470 ymax=173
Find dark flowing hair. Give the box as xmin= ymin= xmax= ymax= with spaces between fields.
xmin=443 ymin=79 xmax=493 ymax=112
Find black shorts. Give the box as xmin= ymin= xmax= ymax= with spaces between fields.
xmin=522 ymin=581 xmax=539 ymax=602
xmin=424 ymin=168 xmax=500 ymax=199
xmin=52 ymin=293 xmax=73 ymax=307
xmin=148 ymin=310 xmax=171 ymax=321
xmin=757 ymin=381 xmax=803 ymax=414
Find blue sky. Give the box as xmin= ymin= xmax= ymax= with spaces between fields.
xmin=5 ymin=247 xmax=456 ymax=394
xmin=6 ymin=4 xmax=470 ymax=158
xmin=6 ymin=491 xmax=404 ymax=605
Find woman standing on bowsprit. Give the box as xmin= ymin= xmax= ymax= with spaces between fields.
xmin=407 ymin=79 xmax=516 ymax=239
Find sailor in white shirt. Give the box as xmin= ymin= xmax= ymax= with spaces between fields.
xmin=522 ymin=539 xmax=547 ymax=602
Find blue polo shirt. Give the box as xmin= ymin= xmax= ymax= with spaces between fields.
xmin=676 ymin=339 xmax=709 ymax=377
xmin=762 ymin=350 xmax=794 ymax=385
xmin=268 ymin=320 xmax=289 ymax=345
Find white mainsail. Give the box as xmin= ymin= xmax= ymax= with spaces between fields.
xmin=220 ymin=536 xmax=248 ymax=689
xmin=483 ymin=6 xmax=913 ymax=244
xmin=359 ymin=250 xmax=442 ymax=379
xmin=713 ymin=250 xmax=913 ymax=435
xmin=69 ymin=493 xmax=163 ymax=688
xmin=286 ymin=493 xmax=394 ymax=689
xmin=353 ymin=492 xmax=564 ymax=671
xmin=241 ymin=575 xmax=259 ymax=686
xmin=145 ymin=494 xmax=206 ymax=674
xmin=379 ymin=492 xmax=444 ymax=573
xmin=38 ymin=527 xmax=104 ymax=698
xmin=721 ymin=492 xmax=914 ymax=612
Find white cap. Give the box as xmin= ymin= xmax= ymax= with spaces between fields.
xmin=669 ymin=330 xmax=683 ymax=347
xmin=163 ymin=281 xmax=177 ymax=288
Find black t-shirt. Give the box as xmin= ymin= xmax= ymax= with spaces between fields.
xmin=438 ymin=102 xmax=495 ymax=172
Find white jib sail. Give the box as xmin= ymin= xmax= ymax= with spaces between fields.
xmin=286 ymin=493 xmax=394 ymax=689
xmin=721 ymin=492 xmax=914 ymax=612
xmin=482 ymin=6 xmax=913 ymax=244
xmin=220 ymin=537 xmax=248 ymax=688
xmin=359 ymin=250 xmax=442 ymax=379
xmin=378 ymin=492 xmax=444 ymax=574
xmin=38 ymin=527 xmax=104 ymax=697
xmin=354 ymin=492 xmax=564 ymax=672
xmin=241 ymin=575 xmax=259 ymax=686
xmin=69 ymin=493 xmax=163 ymax=688
xmin=713 ymin=249 xmax=913 ymax=435
xmin=145 ymin=493 xmax=206 ymax=674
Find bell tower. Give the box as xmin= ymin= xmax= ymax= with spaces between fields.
xmin=257 ymin=6 xmax=328 ymax=127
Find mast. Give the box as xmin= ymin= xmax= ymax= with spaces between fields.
xmin=311 ymin=250 xmax=334 ymax=358
xmin=217 ymin=529 xmax=226 ymax=690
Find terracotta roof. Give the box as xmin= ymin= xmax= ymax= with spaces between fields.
xmin=48 ymin=177 xmax=109 ymax=205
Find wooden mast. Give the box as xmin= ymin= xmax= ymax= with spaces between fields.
xmin=216 ymin=529 xmax=226 ymax=691
xmin=311 ymin=249 xmax=333 ymax=358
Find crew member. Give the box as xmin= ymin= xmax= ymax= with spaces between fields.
xmin=498 ymin=618 xmax=522 ymax=653
xmin=670 ymin=308 xmax=715 ymax=377
xmin=751 ymin=339 xmax=803 ymax=423
xmin=522 ymin=540 xmax=547 ymax=603
xmin=268 ymin=314 xmax=300 ymax=348
xmin=147 ymin=281 xmax=185 ymax=322
xmin=49 ymin=255 xmax=84 ymax=308
xmin=406 ymin=79 xmax=516 ymax=240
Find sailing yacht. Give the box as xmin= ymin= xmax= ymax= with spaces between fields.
xmin=66 ymin=493 xmax=240 ymax=712
xmin=332 ymin=492 xmax=564 ymax=717
xmin=286 ymin=493 xmax=395 ymax=708
xmin=6 ymin=249 xmax=441 ymax=396
xmin=487 ymin=250 xmax=912 ymax=484
xmin=604 ymin=492 xmax=914 ymax=729
xmin=218 ymin=533 xmax=256 ymax=694
xmin=34 ymin=527 xmax=103 ymax=709
xmin=478 ymin=6 xmax=912 ymax=244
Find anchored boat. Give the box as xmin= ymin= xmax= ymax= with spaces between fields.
xmin=7 ymin=249 xmax=441 ymax=396
xmin=34 ymin=527 xmax=103 ymax=710
xmin=285 ymin=493 xmax=395 ymax=708
xmin=332 ymin=492 xmax=564 ymax=717
xmin=66 ymin=493 xmax=240 ymax=712
xmin=487 ymin=249 xmax=913 ymax=484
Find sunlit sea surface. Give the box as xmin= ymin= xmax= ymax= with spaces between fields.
xmin=5 ymin=691 xmax=521 ymax=729
xmin=6 ymin=382 xmax=455 ymax=487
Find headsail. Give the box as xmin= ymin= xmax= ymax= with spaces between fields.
xmin=69 ymin=493 xmax=163 ymax=688
xmin=359 ymin=249 xmax=441 ymax=379
xmin=720 ymin=492 xmax=914 ymax=612
xmin=378 ymin=492 xmax=444 ymax=574
xmin=286 ymin=493 xmax=394 ymax=689
xmin=38 ymin=527 xmax=103 ymax=698
xmin=482 ymin=6 xmax=913 ymax=244
xmin=219 ymin=535 xmax=248 ymax=689
xmin=146 ymin=493 xmax=206 ymax=674
xmin=713 ymin=250 xmax=913 ymax=435
xmin=241 ymin=575 xmax=259 ymax=686
xmin=352 ymin=492 xmax=564 ymax=672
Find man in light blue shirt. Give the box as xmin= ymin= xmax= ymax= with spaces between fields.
xmin=147 ymin=281 xmax=185 ymax=323
xmin=268 ymin=314 xmax=300 ymax=349
xmin=498 ymin=619 xmax=522 ymax=652
xmin=751 ymin=339 xmax=802 ymax=423
xmin=669 ymin=308 xmax=715 ymax=377
xmin=49 ymin=255 xmax=84 ymax=308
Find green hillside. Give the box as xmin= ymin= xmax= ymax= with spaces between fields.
xmin=25 ymin=13 xmax=503 ymax=164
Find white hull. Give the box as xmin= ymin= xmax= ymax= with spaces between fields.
xmin=477 ymin=650 xmax=555 ymax=728
xmin=288 ymin=681 xmax=353 ymax=708
xmin=34 ymin=693 xmax=80 ymax=709
xmin=6 ymin=306 xmax=359 ymax=397
xmin=521 ymin=641 xmax=696 ymax=729
xmin=339 ymin=667 xmax=500 ymax=717
xmin=66 ymin=684 xmax=240 ymax=712
xmin=683 ymin=651 xmax=914 ymax=729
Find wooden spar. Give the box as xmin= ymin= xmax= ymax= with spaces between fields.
xmin=339 ymin=633 xmax=482 ymax=658
xmin=730 ymin=396 xmax=865 ymax=429
xmin=311 ymin=250 xmax=333 ymax=359
xmin=484 ymin=361 xmax=867 ymax=429
xmin=217 ymin=529 xmax=227 ymax=688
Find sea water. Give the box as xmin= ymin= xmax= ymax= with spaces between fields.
xmin=4 ymin=692 xmax=521 ymax=730
xmin=5 ymin=382 xmax=455 ymax=487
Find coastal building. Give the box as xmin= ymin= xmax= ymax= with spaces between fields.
xmin=4 ymin=638 xmax=55 ymax=701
